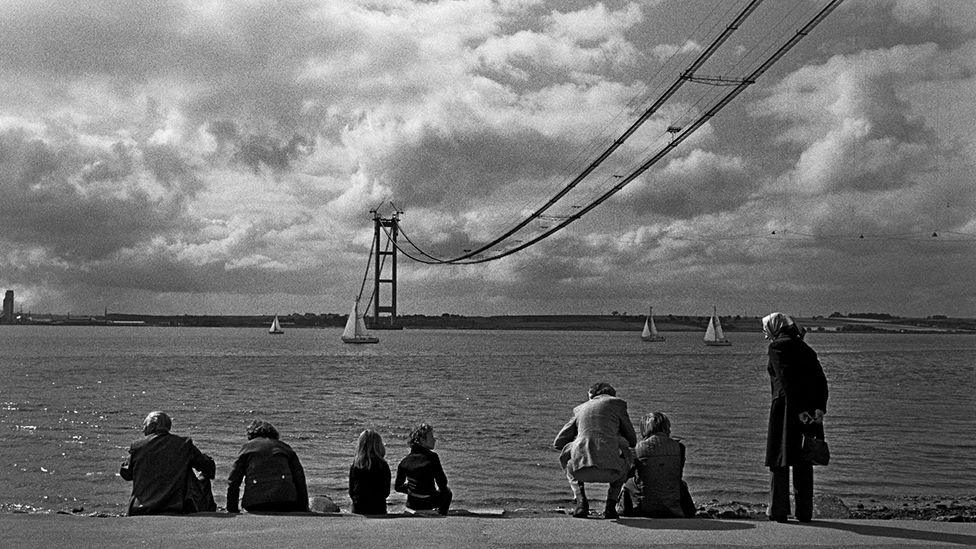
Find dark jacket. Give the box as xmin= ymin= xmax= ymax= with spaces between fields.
xmin=631 ymin=434 xmax=686 ymax=517
xmin=227 ymin=437 xmax=309 ymax=512
xmin=765 ymin=335 xmax=829 ymax=467
xmin=349 ymin=460 xmax=391 ymax=515
xmin=394 ymin=445 xmax=448 ymax=510
xmin=120 ymin=432 xmax=216 ymax=516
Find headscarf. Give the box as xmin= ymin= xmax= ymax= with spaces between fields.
xmin=588 ymin=382 xmax=616 ymax=399
xmin=761 ymin=312 xmax=796 ymax=340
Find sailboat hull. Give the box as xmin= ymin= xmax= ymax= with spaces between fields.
xmin=341 ymin=335 xmax=379 ymax=344
xmin=641 ymin=335 xmax=666 ymax=342
xmin=704 ymin=340 xmax=732 ymax=346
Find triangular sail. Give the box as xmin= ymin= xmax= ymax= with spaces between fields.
xmin=648 ymin=315 xmax=659 ymax=336
xmin=641 ymin=318 xmax=651 ymax=338
xmin=713 ymin=314 xmax=725 ymax=340
xmin=704 ymin=316 xmax=717 ymax=341
xmin=342 ymin=300 xmax=359 ymax=339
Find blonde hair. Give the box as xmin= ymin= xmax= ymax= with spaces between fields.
xmin=353 ymin=429 xmax=387 ymax=470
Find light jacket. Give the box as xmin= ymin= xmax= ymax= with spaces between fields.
xmin=553 ymin=394 xmax=637 ymax=476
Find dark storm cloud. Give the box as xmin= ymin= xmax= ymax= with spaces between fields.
xmin=0 ymin=130 xmax=197 ymax=259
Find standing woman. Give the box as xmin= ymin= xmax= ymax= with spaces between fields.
xmin=762 ymin=312 xmax=829 ymax=523
xmin=349 ymin=429 xmax=391 ymax=515
xmin=226 ymin=420 xmax=310 ymax=513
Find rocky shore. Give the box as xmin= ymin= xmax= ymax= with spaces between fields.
xmin=9 ymin=494 xmax=972 ymax=522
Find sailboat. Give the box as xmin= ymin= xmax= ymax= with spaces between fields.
xmin=703 ymin=306 xmax=731 ymax=346
xmin=268 ymin=315 xmax=284 ymax=334
xmin=341 ymin=298 xmax=379 ymax=344
xmin=641 ymin=306 xmax=665 ymax=342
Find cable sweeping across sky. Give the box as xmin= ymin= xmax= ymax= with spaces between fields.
xmin=388 ymin=0 xmax=847 ymax=265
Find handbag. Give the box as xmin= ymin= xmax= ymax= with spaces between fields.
xmin=801 ymin=433 xmax=830 ymax=466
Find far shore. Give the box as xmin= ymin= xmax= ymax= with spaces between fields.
xmin=3 ymin=312 xmax=974 ymax=334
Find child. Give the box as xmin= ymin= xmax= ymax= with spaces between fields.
xmin=348 ymin=429 xmax=391 ymax=515
xmin=394 ymin=423 xmax=452 ymax=515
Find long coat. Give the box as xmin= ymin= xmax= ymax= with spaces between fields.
xmin=553 ymin=394 xmax=637 ymax=477
xmin=119 ymin=433 xmax=216 ymax=515
xmin=765 ymin=335 xmax=829 ymax=467
xmin=226 ymin=437 xmax=309 ymax=512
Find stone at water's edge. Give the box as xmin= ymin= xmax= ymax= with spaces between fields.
xmin=813 ymin=494 xmax=851 ymax=519
xmin=310 ymin=495 xmax=340 ymax=513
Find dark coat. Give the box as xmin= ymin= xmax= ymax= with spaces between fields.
xmin=553 ymin=394 xmax=637 ymax=477
xmin=394 ymin=444 xmax=449 ymax=510
xmin=119 ymin=432 xmax=216 ymax=515
xmin=226 ymin=437 xmax=309 ymax=512
xmin=349 ymin=460 xmax=391 ymax=515
xmin=765 ymin=335 xmax=829 ymax=467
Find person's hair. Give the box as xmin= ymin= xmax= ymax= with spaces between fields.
xmin=641 ymin=412 xmax=671 ymax=438
xmin=588 ymin=382 xmax=616 ymax=398
xmin=408 ymin=423 xmax=434 ymax=447
xmin=353 ymin=429 xmax=387 ymax=470
xmin=143 ymin=411 xmax=171 ymax=434
xmin=246 ymin=420 xmax=280 ymax=440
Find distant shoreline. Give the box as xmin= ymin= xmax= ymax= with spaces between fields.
xmin=2 ymin=313 xmax=974 ymax=334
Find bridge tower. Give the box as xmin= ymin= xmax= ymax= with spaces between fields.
xmin=370 ymin=210 xmax=400 ymax=328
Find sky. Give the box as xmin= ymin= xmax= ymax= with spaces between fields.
xmin=1 ymin=0 xmax=974 ymax=318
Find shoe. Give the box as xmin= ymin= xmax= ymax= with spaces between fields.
xmin=603 ymin=501 xmax=619 ymax=520
xmin=573 ymin=499 xmax=589 ymax=518
xmin=768 ymin=515 xmax=788 ymax=523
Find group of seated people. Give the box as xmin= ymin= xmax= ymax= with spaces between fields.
xmin=119 ymin=411 xmax=450 ymax=516
xmin=122 ymin=384 xmax=693 ymax=520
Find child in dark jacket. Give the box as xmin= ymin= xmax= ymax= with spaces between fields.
xmin=348 ymin=429 xmax=391 ymax=515
xmin=394 ymin=423 xmax=452 ymax=515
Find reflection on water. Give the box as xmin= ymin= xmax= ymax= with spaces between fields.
xmin=0 ymin=326 xmax=973 ymax=514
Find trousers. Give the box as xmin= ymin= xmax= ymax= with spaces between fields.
xmin=768 ymin=464 xmax=813 ymax=521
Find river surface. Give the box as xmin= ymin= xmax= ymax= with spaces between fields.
xmin=0 ymin=326 xmax=973 ymax=515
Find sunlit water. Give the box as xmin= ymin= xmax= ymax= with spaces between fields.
xmin=0 ymin=326 xmax=973 ymax=515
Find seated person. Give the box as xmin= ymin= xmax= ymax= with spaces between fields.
xmin=553 ymin=382 xmax=637 ymax=519
xmin=119 ymin=410 xmax=216 ymax=515
xmin=394 ymin=423 xmax=452 ymax=515
xmin=226 ymin=420 xmax=309 ymax=513
xmin=622 ymin=412 xmax=696 ymax=518
xmin=349 ymin=429 xmax=391 ymax=515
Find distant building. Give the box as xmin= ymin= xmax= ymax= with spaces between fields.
xmin=2 ymin=290 xmax=13 ymax=324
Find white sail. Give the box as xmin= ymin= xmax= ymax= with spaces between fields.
xmin=713 ymin=314 xmax=725 ymax=340
xmin=342 ymin=300 xmax=359 ymax=340
xmin=704 ymin=306 xmax=731 ymax=346
xmin=269 ymin=315 xmax=283 ymax=334
xmin=641 ymin=306 xmax=665 ymax=342
xmin=342 ymin=298 xmax=379 ymax=344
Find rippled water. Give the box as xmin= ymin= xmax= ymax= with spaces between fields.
xmin=0 ymin=326 xmax=973 ymax=515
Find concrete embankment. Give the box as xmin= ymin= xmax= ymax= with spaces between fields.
xmin=2 ymin=512 xmax=975 ymax=548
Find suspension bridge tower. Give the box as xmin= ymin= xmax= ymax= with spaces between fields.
xmin=370 ymin=209 xmax=401 ymax=329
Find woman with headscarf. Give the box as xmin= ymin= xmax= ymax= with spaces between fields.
xmin=762 ymin=312 xmax=829 ymax=523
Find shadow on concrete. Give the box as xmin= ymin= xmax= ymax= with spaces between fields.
xmin=615 ymin=518 xmax=755 ymax=531
xmin=810 ymin=521 xmax=976 ymax=546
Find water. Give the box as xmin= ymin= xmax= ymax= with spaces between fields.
xmin=0 ymin=326 xmax=973 ymax=515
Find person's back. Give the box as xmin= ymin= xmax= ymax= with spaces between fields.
xmin=119 ymin=411 xmax=216 ymax=516
xmin=227 ymin=420 xmax=309 ymax=513
xmin=394 ymin=423 xmax=452 ymax=515
xmin=349 ymin=429 xmax=391 ymax=515
xmin=622 ymin=411 xmax=695 ymax=518
xmin=631 ymin=434 xmax=685 ymax=517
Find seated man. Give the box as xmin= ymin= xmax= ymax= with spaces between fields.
xmin=119 ymin=411 xmax=216 ymax=515
xmin=622 ymin=412 xmax=696 ymax=518
xmin=553 ymin=382 xmax=637 ymax=519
